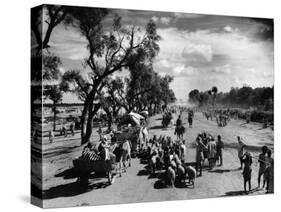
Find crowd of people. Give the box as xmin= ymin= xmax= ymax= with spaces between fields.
xmin=203 ymin=109 xmax=230 ymax=127
xmin=194 ymin=132 xmax=224 ymax=176
xmin=136 ymin=128 xmax=274 ymax=194
xmin=237 ymin=137 xmax=274 ymax=194
xmin=71 ymin=107 xmax=274 ymax=195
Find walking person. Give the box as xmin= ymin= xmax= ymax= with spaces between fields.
xmin=188 ymin=110 xmax=194 ymax=128
xmin=257 ymin=145 xmax=268 ymax=188
xmin=216 ymin=135 xmax=224 ymax=166
xmin=179 ymin=140 xmax=186 ymax=163
xmin=113 ymin=142 xmax=124 ymax=177
xmin=70 ymin=122 xmax=75 ymax=136
xmin=62 ymin=125 xmax=67 ymax=137
xmin=264 ymin=149 xmax=274 ymax=193
xmin=195 ymin=136 xmax=207 ymax=176
xmin=175 ymin=115 xmax=184 ymax=140
xmin=242 ymin=152 xmax=253 ymax=194
xmin=207 ymin=138 xmax=217 ymax=169
xmin=237 ymin=136 xmax=246 ymax=169
xmin=49 ymin=130 xmax=54 ymax=143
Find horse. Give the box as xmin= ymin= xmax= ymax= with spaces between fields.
xmin=175 ymin=125 xmax=185 ymax=140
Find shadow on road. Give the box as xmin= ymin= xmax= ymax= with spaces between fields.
xmin=42 ymin=181 xmax=111 ymax=199
xmin=44 ymin=145 xmax=81 ymax=158
xmin=208 ymin=169 xmax=231 ymax=173
xmin=149 ymin=125 xmax=165 ymax=130
xmin=55 ymin=167 xmax=78 ymax=179
xmin=148 ymin=172 xmax=159 ymax=179
xmin=137 ymin=169 xmax=150 ymax=176
xmin=154 ymin=179 xmax=194 ymax=189
xmin=154 ymin=180 xmax=170 ymax=189
xmin=221 ymin=187 xmax=262 ymax=197
xmin=223 ymin=190 xmax=245 ymax=196
xmin=55 ymin=167 xmax=111 ymax=181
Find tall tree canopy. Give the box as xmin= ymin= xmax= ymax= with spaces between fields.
xmin=61 ymin=8 xmax=161 ymax=144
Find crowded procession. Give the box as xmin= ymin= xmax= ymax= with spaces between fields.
xmin=30 ymin=4 xmax=274 ymax=208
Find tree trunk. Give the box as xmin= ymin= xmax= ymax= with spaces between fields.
xmin=84 ymin=116 xmax=94 ymax=144
xmin=53 ymin=103 xmax=57 ymax=131
xmin=153 ymin=103 xmax=158 ymax=115
xmin=148 ymin=102 xmax=152 ymax=114
xmin=107 ymin=117 xmax=112 ymax=132
xmin=104 ymin=107 xmax=113 ymax=132
xmin=82 ymin=102 xmax=101 ymax=145
xmin=80 ymin=100 xmax=90 ymax=145
xmin=80 ymin=81 xmax=103 ymax=145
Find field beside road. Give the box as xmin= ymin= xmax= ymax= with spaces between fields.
xmin=37 ymin=111 xmax=274 ymax=208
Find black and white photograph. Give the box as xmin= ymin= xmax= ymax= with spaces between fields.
xmin=30 ymin=3 xmax=274 ymax=209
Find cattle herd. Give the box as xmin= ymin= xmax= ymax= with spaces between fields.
xmin=137 ymin=134 xmax=219 ymax=188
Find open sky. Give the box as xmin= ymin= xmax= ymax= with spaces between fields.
xmin=47 ymin=8 xmax=274 ymax=102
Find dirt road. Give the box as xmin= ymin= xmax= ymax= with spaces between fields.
xmin=39 ymin=112 xmax=274 ymax=208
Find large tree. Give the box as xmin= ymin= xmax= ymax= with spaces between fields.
xmin=97 ymin=77 xmax=125 ymax=131
xmin=108 ymin=72 xmax=176 ymax=115
xmin=188 ymin=89 xmax=210 ymax=107
xmin=42 ymin=52 xmax=64 ymax=131
xmin=44 ymin=85 xmax=63 ymax=131
xmin=62 ymin=9 xmax=161 ymax=144
xmin=208 ymin=86 xmax=218 ymax=107
xmin=31 ymin=5 xmax=68 ymax=50
xmin=31 ymin=5 xmax=69 ymax=133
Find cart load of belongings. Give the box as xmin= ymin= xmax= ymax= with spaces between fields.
xmin=73 ymin=141 xmax=116 ymax=173
xmin=117 ymin=112 xmax=145 ymax=129
xmin=115 ymin=112 xmax=146 ymax=156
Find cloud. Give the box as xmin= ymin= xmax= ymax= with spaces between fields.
xmin=173 ymin=65 xmax=196 ymax=76
xmin=48 ymin=9 xmax=274 ymax=100
xmin=212 ymin=64 xmax=231 ymax=74
xmin=155 ymin=26 xmax=273 ymax=97
xmin=151 ymin=16 xmax=171 ymax=25
xmin=49 ymin=25 xmax=88 ymax=60
xmin=160 ymin=17 xmax=171 ymax=25
xmin=58 ymin=66 xmax=65 ymax=74
xmin=174 ymin=12 xmax=204 ymax=19
xmin=182 ymin=43 xmax=213 ymax=62
xmin=151 ymin=16 xmax=159 ymax=23
xmin=223 ymin=25 xmax=237 ymax=33
xmin=155 ymin=57 xmax=196 ymax=77
xmin=263 ymin=71 xmax=273 ymax=78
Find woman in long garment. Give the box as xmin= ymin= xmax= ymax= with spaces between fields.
xmin=195 ymin=136 xmax=207 ymax=176
xmin=207 ymin=139 xmax=217 ymax=169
